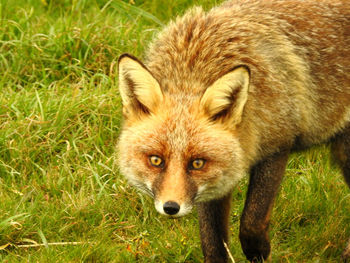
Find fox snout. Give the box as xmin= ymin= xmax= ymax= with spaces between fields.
xmin=163 ymin=201 xmax=180 ymax=215
xmin=154 ymin=199 xmax=194 ymax=217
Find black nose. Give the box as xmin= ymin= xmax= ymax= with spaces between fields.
xmin=163 ymin=201 xmax=180 ymax=215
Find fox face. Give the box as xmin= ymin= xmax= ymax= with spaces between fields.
xmin=118 ymin=54 xmax=250 ymax=217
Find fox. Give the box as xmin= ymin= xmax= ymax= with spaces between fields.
xmin=117 ymin=0 xmax=350 ymax=262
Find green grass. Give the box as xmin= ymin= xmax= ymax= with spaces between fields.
xmin=0 ymin=0 xmax=349 ymax=262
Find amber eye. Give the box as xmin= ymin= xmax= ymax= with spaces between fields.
xmin=149 ymin=155 xmax=164 ymax=168
xmin=190 ymin=159 xmax=206 ymax=170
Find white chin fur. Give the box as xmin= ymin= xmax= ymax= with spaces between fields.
xmin=194 ymin=174 xmax=240 ymax=202
xmin=154 ymin=200 xmax=193 ymax=218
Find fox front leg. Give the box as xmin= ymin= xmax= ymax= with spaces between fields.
xmin=331 ymin=125 xmax=350 ymax=262
xmin=239 ymin=150 xmax=289 ymax=262
xmin=197 ymin=193 xmax=232 ymax=263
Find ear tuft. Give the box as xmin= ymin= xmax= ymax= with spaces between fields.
xmin=200 ymin=66 xmax=250 ymax=125
xmin=118 ymin=54 xmax=163 ymax=117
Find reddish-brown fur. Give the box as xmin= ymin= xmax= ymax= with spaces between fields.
xmin=118 ymin=0 xmax=350 ymax=262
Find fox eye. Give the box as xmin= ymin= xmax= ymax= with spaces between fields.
xmin=189 ymin=159 xmax=206 ymax=170
xmin=149 ymin=155 xmax=164 ymax=168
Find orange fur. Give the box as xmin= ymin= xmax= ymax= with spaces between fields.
xmin=118 ymin=0 xmax=350 ymax=261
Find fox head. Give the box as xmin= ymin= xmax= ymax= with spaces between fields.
xmin=118 ymin=54 xmax=250 ymax=217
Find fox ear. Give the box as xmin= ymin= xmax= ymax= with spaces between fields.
xmin=118 ymin=54 xmax=163 ymax=117
xmin=200 ymin=66 xmax=250 ymax=125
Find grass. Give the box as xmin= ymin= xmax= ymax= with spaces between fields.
xmin=0 ymin=0 xmax=349 ymax=262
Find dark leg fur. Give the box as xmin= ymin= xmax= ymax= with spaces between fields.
xmin=197 ymin=193 xmax=232 ymax=263
xmin=331 ymin=126 xmax=350 ymax=188
xmin=239 ymin=150 xmax=289 ymax=262
xmin=331 ymin=126 xmax=350 ymax=262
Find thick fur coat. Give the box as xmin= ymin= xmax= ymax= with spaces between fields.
xmin=118 ymin=0 xmax=350 ymax=262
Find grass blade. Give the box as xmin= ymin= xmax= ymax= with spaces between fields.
xmin=111 ymin=1 xmax=164 ymax=26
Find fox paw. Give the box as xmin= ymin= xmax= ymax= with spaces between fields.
xmin=240 ymin=234 xmax=270 ymax=262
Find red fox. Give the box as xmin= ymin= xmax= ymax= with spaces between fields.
xmin=118 ymin=0 xmax=350 ymax=262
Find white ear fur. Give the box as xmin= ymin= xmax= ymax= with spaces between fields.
xmin=200 ymin=66 xmax=250 ymax=125
xmin=118 ymin=54 xmax=163 ymax=115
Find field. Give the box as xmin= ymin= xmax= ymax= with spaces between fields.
xmin=1 ymin=0 xmax=350 ymax=262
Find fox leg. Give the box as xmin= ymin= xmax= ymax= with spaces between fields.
xmin=239 ymin=150 xmax=289 ymax=262
xmin=331 ymin=126 xmax=350 ymax=262
xmin=197 ymin=193 xmax=232 ymax=263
